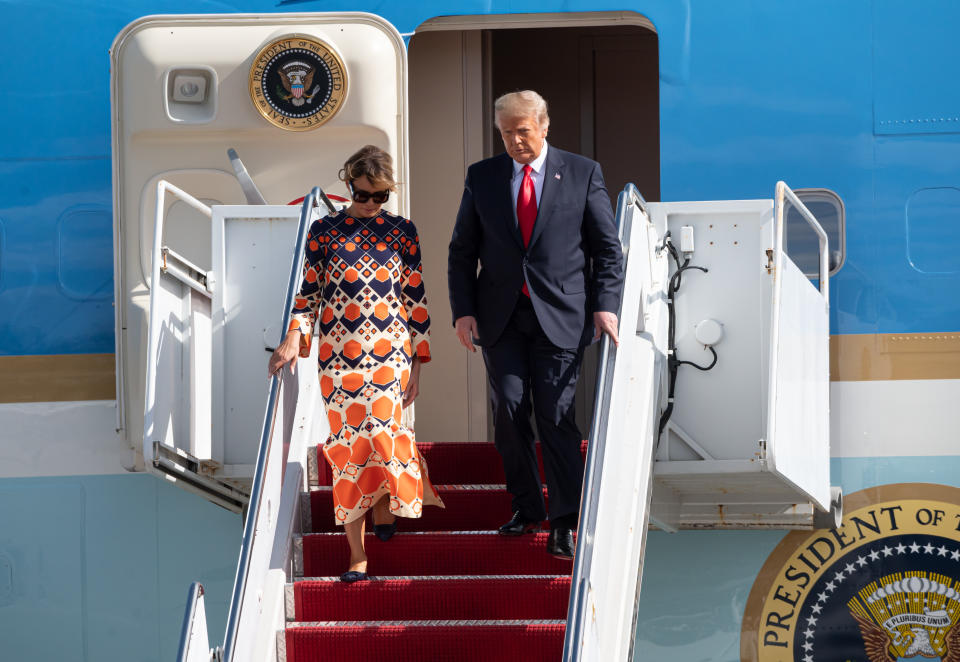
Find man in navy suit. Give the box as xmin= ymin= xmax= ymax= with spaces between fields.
xmin=448 ymin=90 xmax=623 ymax=559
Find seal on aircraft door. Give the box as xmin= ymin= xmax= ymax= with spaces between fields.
xmin=742 ymin=484 xmax=960 ymax=662
xmin=249 ymin=35 xmax=347 ymax=131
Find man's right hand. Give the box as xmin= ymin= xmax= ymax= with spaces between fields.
xmin=454 ymin=316 xmax=479 ymax=353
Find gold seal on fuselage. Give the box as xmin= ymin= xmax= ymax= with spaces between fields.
xmin=248 ymin=35 xmax=347 ymax=131
xmin=742 ymin=484 xmax=960 ymax=662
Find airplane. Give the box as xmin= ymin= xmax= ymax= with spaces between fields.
xmin=2 ymin=1 xmax=958 ymax=661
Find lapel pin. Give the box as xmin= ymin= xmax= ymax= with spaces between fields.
xmin=554 ymin=173 xmax=561 ymax=180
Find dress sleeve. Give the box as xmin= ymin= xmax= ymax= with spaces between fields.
xmin=289 ymin=219 xmax=326 ymax=357
xmin=400 ymin=220 xmax=432 ymax=363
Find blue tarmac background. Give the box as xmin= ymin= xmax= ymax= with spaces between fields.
xmin=0 ymin=473 xmax=239 ymax=661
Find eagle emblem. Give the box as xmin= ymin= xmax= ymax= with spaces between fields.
xmin=850 ymin=573 xmax=960 ymax=662
xmin=278 ymin=61 xmax=320 ymax=107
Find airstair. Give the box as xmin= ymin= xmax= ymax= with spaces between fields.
xmin=111 ymin=14 xmax=837 ymax=661
xmin=158 ymin=179 xmax=839 ymax=662
xmin=164 ymin=188 xmax=574 ymax=661
xmin=283 ymin=441 xmax=580 ymax=659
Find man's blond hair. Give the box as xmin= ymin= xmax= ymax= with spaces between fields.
xmin=494 ymin=90 xmax=550 ymax=129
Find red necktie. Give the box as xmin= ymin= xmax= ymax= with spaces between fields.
xmin=517 ymin=164 xmax=537 ymax=296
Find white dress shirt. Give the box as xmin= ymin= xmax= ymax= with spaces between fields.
xmin=510 ymin=141 xmax=549 ymax=209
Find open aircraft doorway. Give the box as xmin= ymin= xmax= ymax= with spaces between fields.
xmin=407 ymin=13 xmax=660 ymax=441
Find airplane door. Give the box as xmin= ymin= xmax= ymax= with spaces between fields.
xmin=646 ymin=185 xmax=836 ymax=530
xmin=111 ymin=13 xmax=408 ymax=460
xmin=766 ymin=183 xmax=831 ymax=511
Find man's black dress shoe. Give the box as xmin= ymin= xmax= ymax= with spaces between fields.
xmin=498 ymin=511 xmax=541 ymax=536
xmin=547 ymin=527 xmax=575 ymax=559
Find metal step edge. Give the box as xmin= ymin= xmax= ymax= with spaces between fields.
xmin=285 ymin=583 xmax=295 ymax=623
xmin=307 ymin=445 xmax=319 ymax=487
xmin=300 ymin=530 xmax=518 ymax=538
xmin=299 ymin=492 xmax=312 ymax=533
xmin=286 ymin=619 xmax=567 ymax=628
xmin=307 ymin=484 xmax=516 ymax=492
xmin=293 ymin=536 xmax=303 ymax=576
xmin=288 ymin=574 xmax=569 ymax=583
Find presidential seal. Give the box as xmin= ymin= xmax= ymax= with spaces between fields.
xmin=742 ymin=484 xmax=960 ymax=662
xmin=248 ymin=35 xmax=347 ymax=131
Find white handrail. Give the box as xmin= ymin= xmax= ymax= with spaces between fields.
xmin=176 ymin=582 xmax=212 ymax=662
xmin=775 ymin=181 xmax=829 ymax=305
xmin=150 ymin=179 xmax=213 ymax=290
xmin=563 ymin=183 xmax=640 ymax=661
xmin=143 ymin=180 xmax=213 ymax=470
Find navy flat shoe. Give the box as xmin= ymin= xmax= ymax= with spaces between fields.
xmin=340 ymin=570 xmax=368 ymax=583
xmin=373 ymin=521 xmax=397 ymax=541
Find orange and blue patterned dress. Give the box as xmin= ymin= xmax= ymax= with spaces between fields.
xmin=290 ymin=209 xmax=442 ymax=525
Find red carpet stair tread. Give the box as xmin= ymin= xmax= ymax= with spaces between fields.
xmin=292 ymin=576 xmax=571 ymax=621
xmin=300 ymin=531 xmax=572 ymax=576
xmin=284 ymin=441 xmax=580 ymax=661
xmin=309 ymin=485 xmax=551 ymax=532
xmin=285 ymin=622 xmax=565 ymax=662
xmin=314 ymin=439 xmax=589 ymax=486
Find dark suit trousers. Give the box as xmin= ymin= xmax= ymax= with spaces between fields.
xmin=482 ymin=296 xmax=584 ymax=529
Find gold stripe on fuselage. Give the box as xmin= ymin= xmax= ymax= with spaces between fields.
xmin=1 ymin=334 xmax=959 ymax=403
xmin=831 ymin=333 xmax=960 ymax=381
xmin=0 ymin=354 xmax=115 ymax=403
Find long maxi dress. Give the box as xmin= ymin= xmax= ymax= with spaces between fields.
xmin=289 ymin=209 xmax=442 ymax=525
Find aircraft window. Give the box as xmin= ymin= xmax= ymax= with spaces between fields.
xmin=784 ymin=188 xmax=845 ymax=278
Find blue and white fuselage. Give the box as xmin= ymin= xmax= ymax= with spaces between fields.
xmin=2 ymin=1 xmax=959 ymax=660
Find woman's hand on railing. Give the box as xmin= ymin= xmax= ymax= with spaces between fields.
xmin=269 ymin=329 xmax=302 ymax=376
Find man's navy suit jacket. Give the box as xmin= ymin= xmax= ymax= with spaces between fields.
xmin=448 ymin=147 xmax=624 ymax=350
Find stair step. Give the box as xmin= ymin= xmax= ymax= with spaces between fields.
xmin=312 ymin=440 xmax=588 ymax=487
xmin=308 ymin=485 xmax=549 ymax=533
xmin=295 ymin=441 xmax=579 ymax=658
xmin=290 ymin=575 xmax=570 ymax=621
xmin=284 ymin=621 xmax=565 ymax=662
xmin=298 ymin=532 xmax=573 ymax=577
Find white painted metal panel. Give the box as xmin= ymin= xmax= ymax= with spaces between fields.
xmin=567 ymin=188 xmax=670 ymax=662
xmin=643 ymin=191 xmax=831 ymax=528
xmin=144 ymin=268 xmax=195 ymax=454
xmin=143 ymin=181 xmax=234 ymax=498
xmin=0 ymin=401 xmax=129 ymax=478
xmin=189 ymin=293 xmax=213 ymax=461
xmin=766 ymin=250 xmax=831 ymax=510
xmin=211 ymin=206 xmax=303 ymax=468
xmin=569 ymin=185 xmax=834 ymax=661
xmin=653 ymin=200 xmax=774 ymax=462
xmin=178 ymin=583 xmax=211 ymax=662
xmin=831 ymin=379 xmax=960 ymax=458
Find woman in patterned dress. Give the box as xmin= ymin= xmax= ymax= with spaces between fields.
xmin=269 ymin=145 xmax=442 ymax=582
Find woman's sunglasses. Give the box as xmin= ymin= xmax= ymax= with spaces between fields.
xmin=348 ymin=182 xmax=390 ymax=204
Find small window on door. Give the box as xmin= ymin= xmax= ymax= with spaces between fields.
xmin=784 ymin=188 xmax=845 ymax=277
